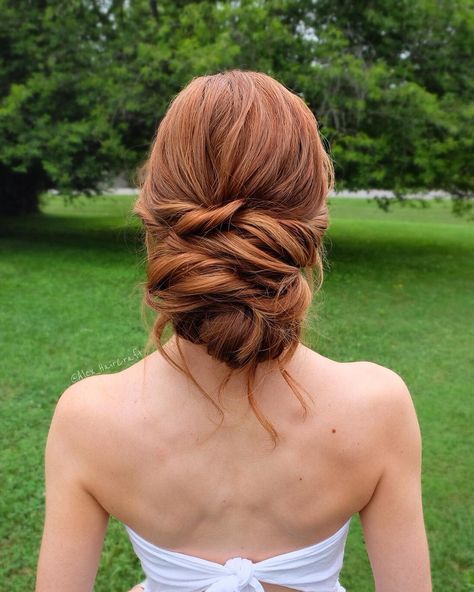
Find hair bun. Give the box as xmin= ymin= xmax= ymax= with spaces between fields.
xmin=143 ymin=200 xmax=318 ymax=369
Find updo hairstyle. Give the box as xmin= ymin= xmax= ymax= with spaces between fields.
xmin=134 ymin=70 xmax=333 ymax=444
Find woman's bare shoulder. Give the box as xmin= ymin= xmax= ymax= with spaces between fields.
xmin=50 ymin=374 xmax=115 ymax=444
xmin=54 ymin=374 xmax=110 ymax=416
xmin=344 ymin=358 xmax=414 ymax=410
xmin=51 ymin=352 xmax=164 ymax=442
xmin=44 ymin=375 xmax=114 ymax=484
xmin=300 ymin=346 xmax=415 ymax=421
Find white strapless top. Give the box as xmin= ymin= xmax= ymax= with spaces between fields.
xmin=124 ymin=518 xmax=351 ymax=592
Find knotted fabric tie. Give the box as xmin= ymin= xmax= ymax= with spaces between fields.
xmin=206 ymin=557 xmax=265 ymax=591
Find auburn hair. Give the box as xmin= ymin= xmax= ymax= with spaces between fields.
xmin=134 ymin=69 xmax=333 ymax=445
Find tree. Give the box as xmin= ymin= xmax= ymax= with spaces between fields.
xmin=289 ymin=0 xmax=473 ymax=211
xmin=1 ymin=0 xmax=472 ymax=216
xmin=0 ymin=1 xmax=125 ymax=214
xmin=0 ymin=0 xmax=240 ymax=215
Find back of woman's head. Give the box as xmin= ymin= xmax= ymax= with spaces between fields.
xmin=134 ymin=69 xmax=333 ymax=444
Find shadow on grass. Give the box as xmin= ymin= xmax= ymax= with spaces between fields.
xmin=0 ymin=212 xmax=143 ymax=253
xmin=1 ymin=210 xmax=472 ymax=275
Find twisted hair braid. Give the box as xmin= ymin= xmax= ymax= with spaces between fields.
xmin=134 ymin=70 xmax=333 ymax=445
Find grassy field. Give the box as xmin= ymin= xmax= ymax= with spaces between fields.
xmin=0 ymin=195 xmax=472 ymax=591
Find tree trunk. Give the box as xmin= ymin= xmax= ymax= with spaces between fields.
xmin=0 ymin=165 xmax=47 ymax=216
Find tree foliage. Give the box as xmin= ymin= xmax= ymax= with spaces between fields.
xmin=0 ymin=0 xmax=472 ymax=215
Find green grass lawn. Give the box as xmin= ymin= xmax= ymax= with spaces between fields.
xmin=0 ymin=195 xmax=472 ymax=591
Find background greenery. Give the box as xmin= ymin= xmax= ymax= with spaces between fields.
xmin=0 ymin=195 xmax=472 ymax=590
xmin=1 ymin=0 xmax=473 ymax=215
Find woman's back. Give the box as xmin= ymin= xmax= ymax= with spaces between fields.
xmin=63 ymin=336 xmax=409 ymax=591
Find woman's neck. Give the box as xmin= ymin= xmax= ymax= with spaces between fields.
xmin=162 ymin=333 xmax=298 ymax=408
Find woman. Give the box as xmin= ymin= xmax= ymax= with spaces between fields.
xmin=35 ymin=70 xmax=432 ymax=592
